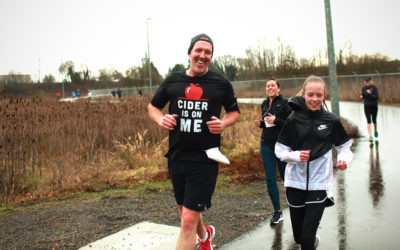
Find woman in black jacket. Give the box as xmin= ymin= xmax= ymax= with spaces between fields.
xmin=254 ymin=78 xmax=291 ymax=224
xmin=360 ymin=76 xmax=379 ymax=142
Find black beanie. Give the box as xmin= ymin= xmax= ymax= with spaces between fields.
xmin=187 ymin=33 xmax=214 ymax=55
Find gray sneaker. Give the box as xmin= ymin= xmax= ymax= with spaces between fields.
xmin=270 ymin=211 xmax=283 ymax=225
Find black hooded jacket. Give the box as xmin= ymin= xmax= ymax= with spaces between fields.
xmin=258 ymin=95 xmax=291 ymax=148
xmin=277 ymin=96 xmax=350 ymax=161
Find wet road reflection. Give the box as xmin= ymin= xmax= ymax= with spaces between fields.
xmin=335 ymin=168 xmax=347 ymax=250
xmin=220 ymin=100 xmax=400 ymax=250
xmin=270 ymin=223 xmax=282 ymax=250
xmin=368 ymin=142 xmax=384 ymax=207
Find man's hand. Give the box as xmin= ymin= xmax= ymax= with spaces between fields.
xmin=254 ymin=119 xmax=261 ymax=127
xmin=159 ymin=114 xmax=178 ymax=131
xmin=336 ymin=160 xmax=347 ymax=170
xmin=207 ymin=116 xmax=223 ymax=134
xmin=300 ymin=150 xmax=311 ymax=162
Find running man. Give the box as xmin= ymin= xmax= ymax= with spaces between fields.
xmin=360 ymin=76 xmax=379 ymax=142
xmin=148 ymin=33 xmax=240 ymax=250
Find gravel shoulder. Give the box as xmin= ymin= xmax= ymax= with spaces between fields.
xmin=0 ymin=181 xmax=287 ymax=249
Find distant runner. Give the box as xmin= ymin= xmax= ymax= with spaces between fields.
xmin=360 ymin=76 xmax=379 ymax=143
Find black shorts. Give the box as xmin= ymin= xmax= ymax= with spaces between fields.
xmin=168 ymin=159 xmax=218 ymax=212
xmin=364 ymin=104 xmax=378 ymax=124
xmin=286 ymin=187 xmax=333 ymax=208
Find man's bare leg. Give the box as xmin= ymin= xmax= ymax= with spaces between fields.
xmin=176 ymin=205 xmax=206 ymax=250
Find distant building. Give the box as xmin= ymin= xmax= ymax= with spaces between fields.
xmin=0 ymin=74 xmax=32 ymax=83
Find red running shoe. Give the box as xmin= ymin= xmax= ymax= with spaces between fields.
xmin=198 ymin=225 xmax=215 ymax=250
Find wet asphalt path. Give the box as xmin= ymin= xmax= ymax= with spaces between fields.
xmin=220 ymin=100 xmax=400 ymax=250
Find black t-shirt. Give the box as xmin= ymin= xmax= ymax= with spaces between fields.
xmin=151 ymin=70 xmax=240 ymax=162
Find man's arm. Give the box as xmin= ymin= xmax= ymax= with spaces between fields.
xmin=148 ymin=103 xmax=178 ymax=131
xmin=206 ymin=110 xmax=240 ymax=134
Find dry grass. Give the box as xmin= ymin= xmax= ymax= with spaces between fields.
xmin=0 ymin=96 xmax=167 ymax=203
xmin=0 ymin=95 xmax=359 ymax=204
xmin=336 ymin=75 xmax=400 ymax=104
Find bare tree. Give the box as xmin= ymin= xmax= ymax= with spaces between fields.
xmin=42 ymin=74 xmax=56 ymax=83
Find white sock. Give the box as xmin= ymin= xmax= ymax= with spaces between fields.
xmin=199 ymin=232 xmax=208 ymax=242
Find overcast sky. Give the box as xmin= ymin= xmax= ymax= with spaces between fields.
xmin=0 ymin=0 xmax=399 ymax=81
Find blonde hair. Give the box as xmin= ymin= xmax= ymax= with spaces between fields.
xmin=303 ymin=75 xmax=326 ymax=92
xmin=302 ymin=75 xmax=329 ymax=111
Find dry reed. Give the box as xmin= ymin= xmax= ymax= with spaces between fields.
xmin=0 ymin=96 xmax=166 ymax=203
xmin=0 ymin=90 xmax=363 ymax=204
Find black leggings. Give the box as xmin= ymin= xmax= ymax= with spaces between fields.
xmin=286 ymin=188 xmax=327 ymax=250
xmin=364 ymin=105 xmax=378 ymax=124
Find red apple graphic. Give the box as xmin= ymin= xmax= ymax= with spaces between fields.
xmin=185 ymin=83 xmax=203 ymax=100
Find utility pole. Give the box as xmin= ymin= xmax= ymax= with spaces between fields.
xmin=324 ymin=0 xmax=340 ymax=116
xmin=38 ymin=58 xmax=41 ymax=83
xmin=146 ymin=18 xmax=152 ymax=94
xmin=62 ymin=80 xmax=65 ymax=98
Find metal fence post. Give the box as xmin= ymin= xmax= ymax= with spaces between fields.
xmin=374 ymin=70 xmax=381 ymax=85
xmin=293 ymin=75 xmax=298 ymax=90
xmin=374 ymin=69 xmax=383 ymax=100
xmin=352 ymin=71 xmax=358 ymax=86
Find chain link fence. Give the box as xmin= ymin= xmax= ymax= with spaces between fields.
xmin=89 ymin=72 xmax=400 ymax=103
xmin=88 ymin=86 xmax=142 ymax=98
xmin=231 ymin=72 xmax=400 ymax=102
